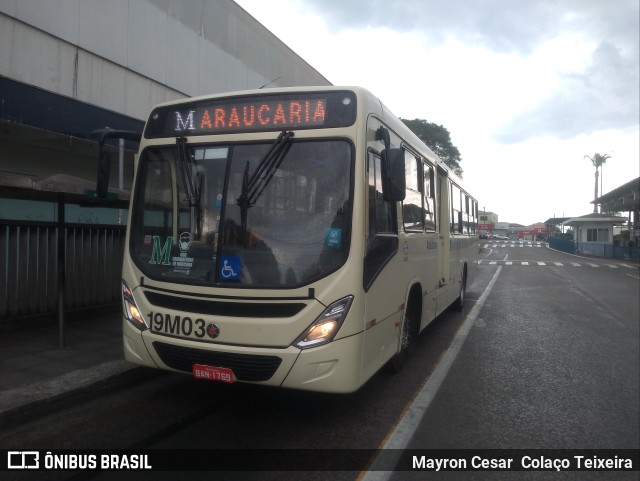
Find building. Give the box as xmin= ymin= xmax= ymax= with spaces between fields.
xmin=0 ymin=1 xmax=331 ymax=322
xmin=544 ymin=217 xmax=571 ymax=238
xmin=592 ymin=177 xmax=640 ymax=247
xmin=563 ymin=213 xmax=628 ymax=257
xmin=478 ymin=210 xmax=498 ymax=234
xmin=494 ymin=222 xmax=510 ymax=237
xmin=547 ymin=179 xmax=639 ymax=259
xmin=517 ymin=222 xmax=549 ymax=241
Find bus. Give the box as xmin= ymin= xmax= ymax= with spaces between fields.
xmin=97 ymin=86 xmax=478 ymax=393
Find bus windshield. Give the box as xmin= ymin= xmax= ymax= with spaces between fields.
xmin=130 ymin=138 xmax=353 ymax=288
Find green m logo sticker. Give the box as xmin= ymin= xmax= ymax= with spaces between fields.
xmin=150 ymin=236 xmax=173 ymax=265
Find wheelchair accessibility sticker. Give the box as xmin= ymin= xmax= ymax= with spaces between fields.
xmin=325 ymin=227 xmax=342 ymax=248
xmin=220 ymin=256 xmax=241 ymax=280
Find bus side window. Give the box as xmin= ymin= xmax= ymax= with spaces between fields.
xmin=368 ymin=152 xmax=395 ymax=239
xmin=403 ymin=152 xmax=423 ymax=232
xmin=471 ymin=199 xmax=478 ymax=234
xmin=424 ymin=164 xmax=436 ymax=231
xmin=450 ymin=182 xmax=462 ymax=234
xmin=364 ymin=150 xmax=399 ymax=291
xmin=463 ymin=194 xmax=470 ymax=234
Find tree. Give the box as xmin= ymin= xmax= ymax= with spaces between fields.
xmin=401 ymin=118 xmax=463 ymax=177
xmin=584 ymin=153 xmax=611 ymax=213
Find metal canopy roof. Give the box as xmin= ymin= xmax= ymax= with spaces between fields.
xmin=592 ymin=177 xmax=640 ymax=213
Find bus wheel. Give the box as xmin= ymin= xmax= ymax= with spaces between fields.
xmin=390 ymin=306 xmax=416 ymax=373
xmin=454 ymin=269 xmax=466 ymax=312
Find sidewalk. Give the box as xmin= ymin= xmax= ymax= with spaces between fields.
xmin=0 ymin=311 xmax=142 ymax=426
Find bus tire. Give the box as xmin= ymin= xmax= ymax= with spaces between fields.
xmin=390 ymin=290 xmax=420 ymax=373
xmin=454 ymin=267 xmax=467 ymax=312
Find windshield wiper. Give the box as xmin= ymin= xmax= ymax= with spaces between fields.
xmin=236 ymin=130 xmax=294 ymax=209
xmin=176 ymin=136 xmax=203 ymax=238
xmin=176 ymin=136 xmax=201 ymax=207
xmin=236 ymin=130 xmax=294 ymax=245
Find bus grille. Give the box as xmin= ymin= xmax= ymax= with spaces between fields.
xmin=152 ymin=341 xmax=283 ymax=382
xmin=143 ymin=291 xmax=307 ymax=318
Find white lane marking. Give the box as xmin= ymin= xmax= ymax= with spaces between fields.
xmin=360 ymin=267 xmax=503 ymax=479
xmin=479 ymin=248 xmax=494 ymax=262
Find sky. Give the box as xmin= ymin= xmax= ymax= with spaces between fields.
xmin=235 ymin=0 xmax=639 ymax=227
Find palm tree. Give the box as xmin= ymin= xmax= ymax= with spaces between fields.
xmin=585 ymin=153 xmax=611 ymax=213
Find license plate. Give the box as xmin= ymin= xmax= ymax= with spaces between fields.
xmin=193 ymin=364 xmax=235 ymax=383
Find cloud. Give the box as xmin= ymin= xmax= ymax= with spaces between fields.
xmin=237 ymin=0 xmax=639 ymax=226
xmin=301 ymin=0 xmax=639 ymax=142
xmin=302 ymin=0 xmax=638 ymax=54
xmin=496 ymin=40 xmax=640 ymax=142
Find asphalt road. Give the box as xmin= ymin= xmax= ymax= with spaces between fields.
xmin=421 ymin=241 xmax=640 ymax=448
xmin=402 ymin=242 xmax=640 ymax=449
xmin=382 ymin=243 xmax=639 ymax=480
xmin=2 ymin=242 xmax=638 ymax=481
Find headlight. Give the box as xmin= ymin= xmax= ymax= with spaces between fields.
xmin=294 ymin=296 xmax=353 ymax=349
xmin=122 ymin=280 xmax=148 ymax=330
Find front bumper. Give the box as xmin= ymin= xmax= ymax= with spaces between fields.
xmin=123 ymin=320 xmax=364 ymax=393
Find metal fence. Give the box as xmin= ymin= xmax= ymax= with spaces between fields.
xmin=548 ymin=237 xmax=575 ymax=255
xmin=612 ymin=245 xmax=640 ymax=260
xmin=1 ymin=221 xmax=125 ymax=320
xmin=577 ymin=242 xmax=640 ymax=260
xmin=548 ymin=236 xmax=640 ymax=260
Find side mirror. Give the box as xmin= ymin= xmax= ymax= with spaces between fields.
xmin=92 ymin=128 xmax=142 ymax=199
xmin=381 ymin=148 xmax=406 ymax=202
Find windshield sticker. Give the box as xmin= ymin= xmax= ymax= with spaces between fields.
xmin=220 ymin=256 xmax=241 ymax=281
xmin=150 ymin=236 xmax=173 ymax=266
xmin=325 ymin=228 xmax=342 ymax=249
xmin=173 ymin=232 xmax=194 ymax=273
xmin=212 ymin=232 xmax=219 ymax=254
xmin=179 ymin=232 xmax=192 ymax=253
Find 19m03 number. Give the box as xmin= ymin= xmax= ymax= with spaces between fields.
xmin=148 ymin=311 xmax=206 ymax=338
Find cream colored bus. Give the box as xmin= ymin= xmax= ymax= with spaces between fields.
xmin=102 ymin=86 xmax=478 ymax=393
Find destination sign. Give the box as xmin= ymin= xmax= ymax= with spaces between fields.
xmin=144 ymin=91 xmax=357 ymax=138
